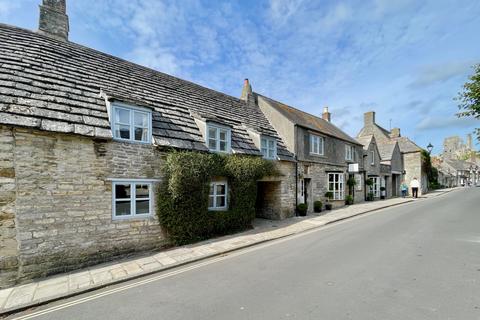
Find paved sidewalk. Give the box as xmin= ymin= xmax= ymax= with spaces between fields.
xmin=0 ymin=188 xmax=456 ymax=315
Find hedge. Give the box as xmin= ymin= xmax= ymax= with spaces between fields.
xmin=157 ymin=151 xmax=278 ymax=245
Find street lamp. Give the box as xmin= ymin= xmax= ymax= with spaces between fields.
xmin=426 ymin=143 xmax=434 ymax=155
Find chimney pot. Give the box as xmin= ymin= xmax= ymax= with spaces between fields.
xmin=322 ymin=106 xmax=331 ymax=122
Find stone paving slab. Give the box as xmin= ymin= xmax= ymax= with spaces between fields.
xmin=0 ymin=188 xmax=457 ymax=315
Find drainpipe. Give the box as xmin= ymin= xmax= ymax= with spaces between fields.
xmin=294 ymin=124 xmax=298 ymax=216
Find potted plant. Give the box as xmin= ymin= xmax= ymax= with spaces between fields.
xmin=324 ymin=191 xmax=333 ymax=210
xmin=380 ymin=186 xmax=386 ymax=199
xmin=297 ymin=203 xmax=308 ymax=216
xmin=314 ymin=200 xmax=322 ymax=213
xmin=367 ymin=192 xmax=375 ymax=201
xmin=345 ymin=195 xmax=354 ymax=205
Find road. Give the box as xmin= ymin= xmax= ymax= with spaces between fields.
xmin=10 ymin=188 xmax=480 ymax=320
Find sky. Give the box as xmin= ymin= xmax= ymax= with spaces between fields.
xmin=1 ymin=0 xmax=479 ymax=155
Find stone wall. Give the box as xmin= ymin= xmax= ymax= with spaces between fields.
xmin=0 ymin=126 xmax=18 ymax=288
xmin=403 ymin=151 xmax=424 ymax=195
xmin=299 ymin=162 xmax=352 ymax=212
xmin=258 ymin=161 xmax=296 ymax=220
xmin=1 ymin=127 xmax=167 ymax=288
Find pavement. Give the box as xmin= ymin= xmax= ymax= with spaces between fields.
xmin=0 ymin=188 xmax=457 ymax=316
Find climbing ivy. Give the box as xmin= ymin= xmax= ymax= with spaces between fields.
xmin=157 ymin=151 xmax=278 ymax=245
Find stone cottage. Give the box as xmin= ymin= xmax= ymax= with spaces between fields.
xmin=356 ymin=135 xmax=403 ymax=198
xmin=0 ymin=1 xmax=297 ymax=288
xmin=357 ymin=112 xmax=426 ymax=195
xmin=240 ymin=80 xmax=365 ymax=213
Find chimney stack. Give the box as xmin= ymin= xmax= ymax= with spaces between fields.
xmin=240 ymin=79 xmax=253 ymax=101
xmin=364 ymin=111 xmax=375 ymax=125
xmin=322 ymin=106 xmax=331 ymax=122
xmin=390 ymin=127 xmax=401 ymax=138
xmin=38 ymin=0 xmax=69 ymax=41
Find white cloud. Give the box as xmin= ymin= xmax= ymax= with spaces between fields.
xmin=416 ymin=116 xmax=478 ymax=131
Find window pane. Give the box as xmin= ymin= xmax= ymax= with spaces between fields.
xmin=261 ymin=139 xmax=267 ymax=148
xmin=134 ymin=112 xmax=148 ymax=127
xmin=134 ymin=127 xmax=148 ymax=141
xmin=116 ymin=125 xmax=130 ymax=139
xmin=136 ymin=184 xmax=149 ymax=198
xmin=208 ymin=196 xmax=215 ymax=208
xmin=115 ymin=201 xmax=131 ymax=216
xmin=219 ymin=130 xmax=227 ymax=141
xmin=268 ymin=140 xmax=275 ymax=148
xmin=216 ymin=184 xmax=226 ymax=195
xmin=115 ymin=184 xmax=131 ymax=199
xmin=261 ymin=148 xmax=268 ymax=157
xmin=216 ymin=196 xmax=226 ymax=207
xmin=219 ymin=141 xmax=227 ymax=151
xmin=209 ymin=128 xmax=217 ymax=140
xmin=115 ymin=108 xmax=130 ymax=124
xmin=135 ymin=200 xmax=149 ymax=214
xmin=329 ymin=174 xmax=334 ymax=182
xmin=209 ymin=184 xmax=215 ymax=196
xmin=208 ymin=139 xmax=217 ymax=150
xmin=268 ymin=149 xmax=275 ymax=159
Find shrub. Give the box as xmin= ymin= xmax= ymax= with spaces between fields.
xmin=297 ymin=203 xmax=308 ymax=216
xmin=313 ymin=200 xmax=322 ymax=212
xmin=366 ymin=178 xmax=374 ymax=186
xmin=324 ymin=191 xmax=334 ymax=201
xmin=346 ymin=177 xmax=357 ymax=187
xmin=345 ymin=195 xmax=354 ymax=205
xmin=157 ymin=151 xmax=278 ymax=245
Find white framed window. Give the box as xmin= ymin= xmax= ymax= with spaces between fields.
xmin=207 ymin=124 xmax=231 ymax=153
xmin=209 ymin=181 xmax=228 ymax=210
xmin=112 ymin=104 xmax=152 ymax=143
xmin=371 ymin=177 xmax=380 ymax=197
xmin=112 ymin=181 xmax=152 ymax=219
xmin=310 ymin=134 xmax=324 ymax=155
xmin=370 ymin=150 xmax=375 ymax=165
xmin=345 ymin=145 xmax=354 ymax=161
xmin=261 ymin=137 xmax=277 ymax=159
xmin=328 ymin=173 xmax=345 ymax=200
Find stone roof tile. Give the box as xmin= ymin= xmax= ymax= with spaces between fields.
xmin=0 ymin=23 xmax=294 ymax=160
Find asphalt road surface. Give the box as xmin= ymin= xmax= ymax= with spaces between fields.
xmin=10 ymin=188 xmax=480 ymax=320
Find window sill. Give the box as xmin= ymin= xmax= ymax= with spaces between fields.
xmin=112 ymin=214 xmax=153 ymax=221
xmin=113 ymin=138 xmax=153 ymax=145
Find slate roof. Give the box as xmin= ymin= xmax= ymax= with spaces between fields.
xmin=376 ymin=141 xmax=398 ymax=161
xmin=391 ymin=136 xmax=422 ymax=154
xmin=0 ymin=23 xmax=294 ymax=160
xmin=356 ymin=135 xmax=374 ymax=150
xmin=256 ymin=94 xmax=362 ymax=146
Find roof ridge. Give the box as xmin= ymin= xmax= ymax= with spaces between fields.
xmin=0 ymin=23 xmax=246 ymax=106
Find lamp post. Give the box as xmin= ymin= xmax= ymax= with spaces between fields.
xmin=426 ymin=143 xmax=434 ymax=155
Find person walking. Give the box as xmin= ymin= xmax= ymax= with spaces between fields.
xmin=400 ymin=181 xmax=408 ymax=198
xmin=410 ymin=177 xmax=420 ymax=198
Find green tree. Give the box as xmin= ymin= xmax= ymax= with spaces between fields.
xmin=457 ymin=64 xmax=480 ymax=140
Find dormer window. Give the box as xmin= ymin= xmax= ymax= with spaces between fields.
xmin=261 ymin=137 xmax=277 ymax=159
xmin=112 ymin=104 xmax=152 ymax=143
xmin=207 ymin=123 xmax=231 ymax=153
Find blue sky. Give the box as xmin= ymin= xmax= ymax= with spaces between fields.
xmin=1 ymin=0 xmax=479 ymax=154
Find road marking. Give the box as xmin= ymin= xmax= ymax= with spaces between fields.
xmin=10 ymin=201 xmax=420 ymax=320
